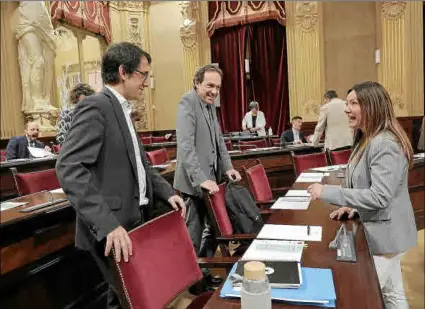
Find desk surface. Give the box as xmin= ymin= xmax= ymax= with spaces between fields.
xmin=204 ymin=172 xmax=385 ymax=309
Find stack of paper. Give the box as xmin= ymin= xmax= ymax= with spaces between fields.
xmin=28 ymin=146 xmax=52 ymax=158
xmin=241 ymin=239 xmax=305 ymax=262
xmin=221 ymin=264 xmax=336 ymax=307
xmin=271 ymin=197 xmax=310 ymax=210
xmin=285 ymin=190 xmax=311 ymax=197
xmin=257 ymin=224 xmax=322 ymax=242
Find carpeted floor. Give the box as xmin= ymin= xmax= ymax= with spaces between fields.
xmin=169 ymin=229 xmax=425 ymax=309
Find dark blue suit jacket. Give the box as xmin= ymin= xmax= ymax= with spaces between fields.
xmin=280 ymin=129 xmax=307 ymax=147
xmin=6 ymin=136 xmax=44 ymax=160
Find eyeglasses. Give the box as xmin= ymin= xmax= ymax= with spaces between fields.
xmin=134 ymin=69 xmax=149 ymax=82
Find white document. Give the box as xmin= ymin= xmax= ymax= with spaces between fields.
xmin=285 ymin=190 xmax=311 ymax=197
xmin=271 ymin=197 xmax=310 ymax=210
xmin=246 ymin=147 xmax=280 ymax=152
xmin=50 ymin=188 xmax=64 ymax=194
xmin=257 ymin=224 xmax=322 ymax=242
xmin=295 ymin=177 xmax=323 ymax=183
xmin=311 ymin=164 xmax=347 ymax=172
xmin=28 ymin=146 xmax=51 ymax=158
xmin=299 ymin=172 xmax=330 ymax=177
xmin=153 ymin=164 xmax=169 ymax=169
xmin=414 ymin=153 xmax=425 ymax=158
xmin=241 ymin=239 xmax=305 ymax=262
xmin=1 ymin=201 xmax=28 ymax=211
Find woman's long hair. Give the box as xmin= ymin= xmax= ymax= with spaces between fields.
xmin=349 ymin=81 xmax=413 ymax=167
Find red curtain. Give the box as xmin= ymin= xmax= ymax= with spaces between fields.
xmin=249 ymin=20 xmax=289 ymax=135
xmin=211 ymin=26 xmax=248 ymax=133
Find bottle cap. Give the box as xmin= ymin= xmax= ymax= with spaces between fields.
xmin=244 ymin=261 xmax=266 ymax=281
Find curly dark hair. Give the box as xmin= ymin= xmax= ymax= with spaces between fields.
xmin=69 ymin=83 xmax=95 ymax=105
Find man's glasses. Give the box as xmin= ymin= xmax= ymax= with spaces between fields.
xmin=134 ymin=69 xmax=149 ymax=82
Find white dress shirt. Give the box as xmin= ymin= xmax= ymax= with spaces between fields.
xmin=106 ymin=86 xmax=148 ymax=206
xmin=292 ymin=128 xmax=300 ymax=143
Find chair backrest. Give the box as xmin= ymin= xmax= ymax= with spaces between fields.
xmin=115 ymin=211 xmax=202 ymax=309
xmin=328 ymin=148 xmax=352 ymax=165
xmin=270 ymin=138 xmax=280 ymax=147
xmin=203 ymin=183 xmax=233 ymax=237
xmin=151 ymin=136 xmax=167 ymax=143
xmin=225 ymin=140 xmax=232 ymax=151
xmin=291 ymin=151 xmax=328 ymax=177
xmin=141 ymin=136 xmax=152 ymax=145
xmin=243 ymin=160 xmax=273 ymax=202
xmin=0 ymin=149 xmax=6 ymax=162
xmin=11 ymin=168 xmax=61 ymax=196
xmin=146 ymin=148 xmax=169 ymax=165
xmin=238 ymin=144 xmax=257 ymax=151
xmin=239 ymin=139 xmax=268 ymax=148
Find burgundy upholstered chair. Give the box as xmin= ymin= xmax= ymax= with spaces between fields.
xmin=151 ymin=136 xmax=167 ymax=143
xmin=113 ymin=211 xmax=211 ymax=309
xmin=146 ymin=148 xmax=169 ymax=165
xmin=11 ymin=168 xmax=61 ymax=196
xmin=291 ymin=151 xmax=328 ymax=177
xmin=328 ymin=148 xmax=352 ymax=165
xmin=140 ymin=136 xmax=152 ymax=145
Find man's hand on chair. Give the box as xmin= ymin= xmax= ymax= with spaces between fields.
xmin=226 ymin=169 xmax=241 ymax=182
xmin=168 ymin=195 xmax=186 ymax=218
xmin=201 ymin=180 xmax=219 ymax=194
xmin=105 ymin=226 xmax=132 ymax=263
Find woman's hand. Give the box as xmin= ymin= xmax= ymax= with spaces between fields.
xmin=329 ymin=207 xmax=357 ymax=220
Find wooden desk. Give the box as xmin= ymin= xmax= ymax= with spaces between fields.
xmin=0 ymin=157 xmax=57 ymax=201
xmin=204 ymin=172 xmax=385 ymax=309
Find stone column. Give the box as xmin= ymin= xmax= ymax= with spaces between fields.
xmin=109 ymin=1 xmax=153 ymax=131
xmin=377 ymin=1 xmax=424 ymax=117
xmin=285 ymin=1 xmax=326 ymax=121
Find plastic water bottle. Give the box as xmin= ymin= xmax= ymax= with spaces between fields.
xmin=240 ymin=261 xmax=272 ymax=309
xmin=268 ymin=127 xmax=273 ymax=136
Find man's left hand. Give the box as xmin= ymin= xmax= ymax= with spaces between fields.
xmin=226 ymin=169 xmax=242 ymax=182
xmin=307 ymin=183 xmax=323 ymax=200
xmin=168 ymin=195 xmax=186 ymax=218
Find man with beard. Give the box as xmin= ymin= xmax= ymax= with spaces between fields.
xmin=6 ymin=122 xmax=51 ymax=160
xmin=174 ymin=64 xmax=241 ymax=291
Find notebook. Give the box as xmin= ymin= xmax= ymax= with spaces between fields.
xmin=241 ymin=239 xmax=304 ymax=262
xmin=285 ymin=190 xmax=311 ymax=197
xmin=257 ymin=224 xmax=322 ymax=242
xmin=235 ymin=261 xmax=302 ymax=288
xmin=221 ymin=263 xmax=336 ymax=308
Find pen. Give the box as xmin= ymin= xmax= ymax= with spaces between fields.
xmin=307 ymin=225 xmax=311 ymax=236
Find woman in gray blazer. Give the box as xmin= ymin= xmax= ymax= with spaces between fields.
xmin=308 ymin=81 xmax=416 ymax=309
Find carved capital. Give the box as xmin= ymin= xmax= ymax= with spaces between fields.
xmin=381 ymin=1 xmax=407 ymax=20
xmin=179 ymin=1 xmax=198 ymax=49
xmin=295 ymin=2 xmax=318 ymax=32
xmin=110 ymin=1 xmax=150 ymax=13
xmin=128 ymin=16 xmax=143 ymax=48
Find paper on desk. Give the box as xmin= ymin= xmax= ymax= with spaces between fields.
xmin=1 ymin=201 xmax=28 ymax=211
xmin=50 ymin=188 xmax=64 ymax=194
xmin=28 ymin=146 xmax=51 ymax=158
xmin=153 ymin=164 xmax=169 ymax=169
xmin=257 ymin=224 xmax=322 ymax=242
xmin=300 ymin=172 xmax=330 ymax=177
xmin=271 ymin=197 xmax=310 ymax=210
xmin=246 ymin=147 xmax=280 ymax=152
xmin=285 ymin=190 xmax=311 ymax=197
xmin=414 ymin=152 xmax=425 ymax=158
xmin=295 ymin=177 xmax=323 ymax=183
xmin=311 ymin=164 xmax=347 ymax=172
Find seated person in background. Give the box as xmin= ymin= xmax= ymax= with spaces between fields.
xmin=56 ymin=83 xmax=95 ymax=145
xmin=242 ymin=101 xmax=266 ymax=136
xmin=280 ymin=116 xmax=307 ymax=146
xmin=6 ymin=122 xmax=51 ymax=160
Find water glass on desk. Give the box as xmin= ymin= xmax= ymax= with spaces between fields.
xmin=241 ymin=261 xmax=271 ymax=309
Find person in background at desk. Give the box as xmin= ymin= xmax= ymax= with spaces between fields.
xmin=6 ymin=122 xmax=51 ymax=160
xmin=309 ymin=90 xmax=353 ymax=150
xmin=56 ymin=83 xmax=95 ymax=145
xmin=242 ymin=101 xmax=266 ymax=136
xmin=308 ymin=81 xmax=417 ymax=309
xmin=280 ymin=116 xmax=308 ymax=147
xmin=56 ymin=42 xmax=186 ymax=309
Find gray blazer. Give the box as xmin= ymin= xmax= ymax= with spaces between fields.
xmin=321 ymin=131 xmax=417 ymax=255
xmin=174 ymin=90 xmax=233 ymax=197
xmin=56 ymin=88 xmax=175 ymax=251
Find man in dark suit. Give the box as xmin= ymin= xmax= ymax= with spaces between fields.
xmin=56 ymin=42 xmax=186 ymax=309
xmin=6 ymin=122 xmax=51 ymax=160
xmin=280 ymin=116 xmax=308 ymax=147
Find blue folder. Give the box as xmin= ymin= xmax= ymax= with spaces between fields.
xmin=220 ymin=263 xmax=336 ymax=308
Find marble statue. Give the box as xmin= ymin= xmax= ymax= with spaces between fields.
xmin=15 ymin=1 xmax=57 ymax=112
